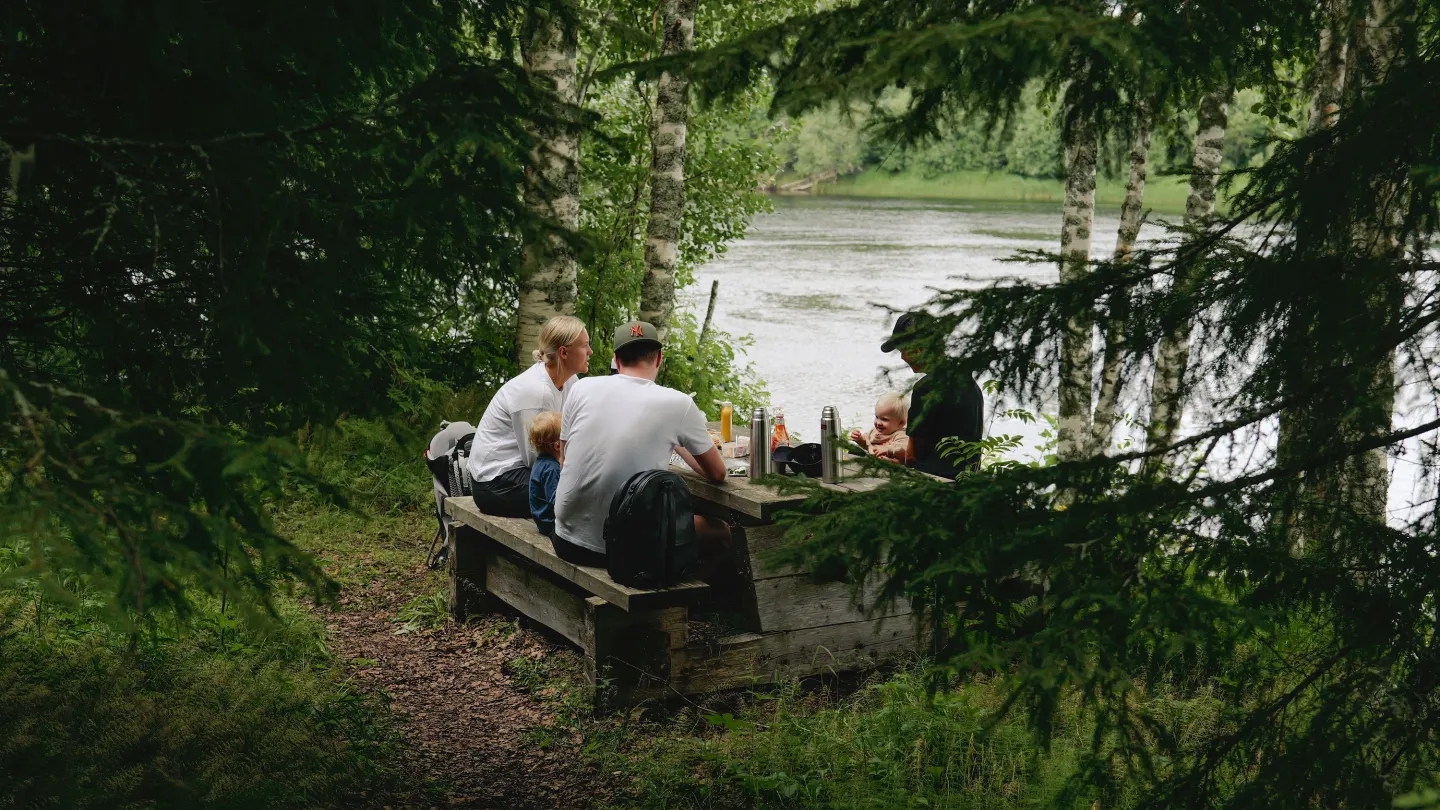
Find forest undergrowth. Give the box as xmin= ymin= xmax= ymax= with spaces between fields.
xmin=1 ymin=393 xmax=1232 ymax=810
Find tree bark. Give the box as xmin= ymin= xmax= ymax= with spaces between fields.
xmin=1056 ymin=117 xmax=1098 ymax=463
xmin=1283 ymin=3 xmax=1355 ymax=552
xmin=1090 ymin=106 xmax=1152 ymax=455
xmin=516 ymin=13 xmax=580 ymax=367
xmin=1144 ymin=87 xmax=1230 ymax=476
xmin=1308 ymin=0 xmax=1350 ymax=130
xmin=1342 ymin=0 xmax=1405 ymax=521
xmin=697 ymin=279 xmax=719 ymax=350
xmin=638 ymin=0 xmax=697 ymax=342
xmin=1285 ymin=0 xmax=1404 ymax=551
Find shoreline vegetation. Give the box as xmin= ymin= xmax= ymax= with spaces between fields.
xmin=766 ymin=168 xmax=1209 ymax=213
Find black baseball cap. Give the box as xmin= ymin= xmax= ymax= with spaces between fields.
xmin=614 ymin=320 xmax=663 ymax=352
xmin=881 ymin=311 xmax=934 ymax=352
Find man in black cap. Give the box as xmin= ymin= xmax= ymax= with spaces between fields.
xmin=882 ymin=311 xmax=985 ymax=478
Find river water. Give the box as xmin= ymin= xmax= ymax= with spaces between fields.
xmin=686 ymin=195 xmax=1432 ymax=519
xmin=687 ymin=195 xmax=1140 ymax=452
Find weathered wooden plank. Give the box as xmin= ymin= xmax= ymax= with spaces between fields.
xmin=832 ymin=474 xmax=890 ymax=493
xmin=669 ymin=465 xmax=806 ymax=521
xmin=675 ymin=457 xmax=892 ymax=516
xmin=445 ymin=496 xmax=709 ymax=611
xmin=672 ymin=615 xmax=917 ymax=694
xmin=448 ymin=523 xmax=491 ymax=621
xmin=484 ymin=550 xmax=589 ymax=647
xmin=741 ymin=524 xmax=803 ymax=580
xmin=584 ymin=597 xmax=689 ymax=710
xmin=753 ymin=573 xmax=912 ymax=633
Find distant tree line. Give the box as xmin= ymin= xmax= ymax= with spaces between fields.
xmin=770 ymin=83 xmax=1285 ymax=182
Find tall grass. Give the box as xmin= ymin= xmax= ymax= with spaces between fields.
xmin=0 ymin=385 xmax=482 ymax=809
xmin=0 ymin=579 xmax=419 ymax=809
xmin=611 ymin=670 xmax=1221 ymax=810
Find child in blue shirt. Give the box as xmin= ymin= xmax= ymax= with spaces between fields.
xmin=528 ymin=411 xmax=563 ymax=537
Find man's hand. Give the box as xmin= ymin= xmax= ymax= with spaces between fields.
xmin=676 ymin=445 xmax=726 ymax=484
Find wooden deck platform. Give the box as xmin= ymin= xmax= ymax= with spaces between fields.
xmin=445 ymin=461 xmax=917 ymax=708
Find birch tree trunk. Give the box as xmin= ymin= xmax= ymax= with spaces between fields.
xmin=638 ymin=0 xmax=697 ymax=342
xmin=1285 ymin=0 xmax=1404 ymax=550
xmin=516 ymin=14 xmax=580 ymax=366
xmin=1056 ymin=117 xmax=1098 ymax=462
xmin=1342 ymin=0 xmax=1405 ymax=521
xmin=1143 ymin=87 xmax=1229 ymax=476
xmin=1282 ymin=4 xmax=1353 ymax=552
xmin=1309 ymin=0 xmax=1350 ymax=130
xmin=1090 ymin=106 xmax=1152 ymax=455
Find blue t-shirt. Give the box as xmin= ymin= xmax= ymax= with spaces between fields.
xmin=529 ymin=454 xmax=562 ymax=536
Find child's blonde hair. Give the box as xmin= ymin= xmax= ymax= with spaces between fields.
xmin=529 ymin=411 xmax=562 ymax=454
xmin=876 ymin=392 xmax=908 ymax=424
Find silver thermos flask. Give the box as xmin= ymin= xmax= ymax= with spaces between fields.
xmin=749 ymin=407 xmax=772 ymax=480
xmin=820 ymin=405 xmax=843 ymax=483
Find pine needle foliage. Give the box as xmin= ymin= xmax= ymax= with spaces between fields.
xmin=628 ymin=0 xmax=1317 ymax=150
xmin=0 ymin=0 xmax=574 ymax=623
xmin=701 ymin=2 xmax=1440 ymax=808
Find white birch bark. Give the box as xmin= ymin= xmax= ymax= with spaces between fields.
xmin=1090 ymin=107 xmax=1152 ymax=455
xmin=516 ymin=14 xmax=580 ymax=366
xmin=1309 ymin=0 xmax=1350 ymax=130
xmin=1144 ymin=87 xmax=1229 ymax=475
xmin=638 ymin=0 xmax=697 ymax=342
xmin=1343 ymin=0 xmax=1405 ymax=521
xmin=1056 ymin=117 xmax=1098 ymax=463
xmin=1283 ymin=4 xmax=1354 ymax=552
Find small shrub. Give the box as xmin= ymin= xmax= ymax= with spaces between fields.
xmin=392 ymin=589 xmax=450 ymax=634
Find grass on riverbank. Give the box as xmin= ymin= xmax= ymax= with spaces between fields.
xmin=812 ymin=168 xmax=1207 ymax=213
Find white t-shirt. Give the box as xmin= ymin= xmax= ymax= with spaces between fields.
xmin=467 ymin=362 xmax=567 ymax=483
xmin=554 ymin=375 xmax=713 ymax=552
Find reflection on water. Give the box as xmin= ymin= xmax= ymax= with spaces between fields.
xmin=686 ymin=195 xmax=1142 ymax=445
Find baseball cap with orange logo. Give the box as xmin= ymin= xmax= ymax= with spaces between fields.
xmin=612 ymin=320 xmax=662 ymax=353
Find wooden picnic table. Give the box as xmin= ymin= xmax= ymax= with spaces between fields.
xmin=445 ymin=453 xmax=916 ymax=709
xmin=665 ymin=460 xmax=915 ymax=695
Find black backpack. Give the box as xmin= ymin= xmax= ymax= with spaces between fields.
xmin=603 ymin=469 xmax=699 ymax=588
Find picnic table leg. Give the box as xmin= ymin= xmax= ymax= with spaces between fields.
xmin=583 ymin=596 xmax=688 ymax=711
xmin=448 ymin=522 xmax=492 ymax=621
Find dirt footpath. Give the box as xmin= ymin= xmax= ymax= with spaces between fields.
xmin=320 ymin=534 xmax=619 ymax=809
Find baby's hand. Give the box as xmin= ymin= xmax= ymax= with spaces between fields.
xmin=849 ymin=429 xmax=866 ymax=446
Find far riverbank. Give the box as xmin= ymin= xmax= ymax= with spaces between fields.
xmin=786 ymin=168 xmax=1212 ymax=214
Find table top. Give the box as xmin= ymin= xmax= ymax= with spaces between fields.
xmin=670 ymin=458 xmax=888 ymax=521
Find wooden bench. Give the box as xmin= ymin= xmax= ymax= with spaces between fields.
xmin=444 ymin=497 xmax=710 ymax=708
xmin=445 ymin=461 xmax=918 ymax=708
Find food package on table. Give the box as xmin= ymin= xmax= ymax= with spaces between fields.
xmin=720 ymin=436 xmax=750 ymax=459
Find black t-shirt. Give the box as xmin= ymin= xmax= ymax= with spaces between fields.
xmin=908 ymin=373 xmax=984 ymax=479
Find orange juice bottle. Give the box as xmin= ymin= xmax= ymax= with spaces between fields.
xmin=719 ymin=401 xmax=733 ymax=443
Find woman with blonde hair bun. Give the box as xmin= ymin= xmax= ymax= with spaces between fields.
xmin=467 ymin=315 xmax=592 ymax=517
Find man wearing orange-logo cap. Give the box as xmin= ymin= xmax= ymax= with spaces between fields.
xmin=550 ymin=321 xmax=729 ymax=566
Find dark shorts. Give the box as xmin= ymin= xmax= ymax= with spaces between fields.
xmin=550 ymin=534 xmax=607 ymax=568
xmin=472 ymin=465 xmax=531 ymax=518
